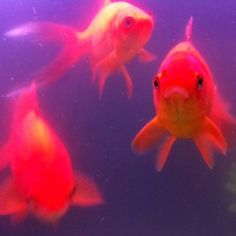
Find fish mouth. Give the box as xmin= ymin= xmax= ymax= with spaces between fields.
xmin=137 ymin=16 xmax=154 ymax=40
xmin=163 ymin=87 xmax=189 ymax=100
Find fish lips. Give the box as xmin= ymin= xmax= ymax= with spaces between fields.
xmin=163 ymin=87 xmax=190 ymax=101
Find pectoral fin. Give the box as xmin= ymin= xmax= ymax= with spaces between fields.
xmin=120 ymin=65 xmax=133 ymax=98
xmin=210 ymin=93 xmax=236 ymax=149
xmin=72 ymin=172 xmax=104 ymax=207
xmin=93 ymin=51 xmax=117 ymax=98
xmin=194 ymin=116 xmax=227 ymax=169
xmin=138 ymin=48 xmax=156 ymax=62
xmin=132 ymin=117 xmax=166 ymax=154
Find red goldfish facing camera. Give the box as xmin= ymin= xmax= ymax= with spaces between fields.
xmin=132 ymin=17 xmax=236 ymax=171
xmin=0 ymin=84 xmax=104 ymax=223
xmin=5 ymin=0 xmax=154 ymax=98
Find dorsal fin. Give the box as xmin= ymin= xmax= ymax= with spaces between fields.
xmin=185 ymin=16 xmax=193 ymax=42
xmin=104 ymin=0 xmax=111 ymax=6
xmin=13 ymin=82 xmax=39 ymax=127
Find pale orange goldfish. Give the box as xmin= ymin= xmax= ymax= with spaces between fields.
xmin=6 ymin=0 xmax=154 ymax=98
xmin=0 ymin=84 xmax=103 ymax=222
xmin=132 ymin=17 xmax=235 ymax=171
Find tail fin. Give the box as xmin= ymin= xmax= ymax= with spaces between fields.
xmin=185 ymin=16 xmax=193 ymax=42
xmin=72 ymin=172 xmax=104 ymax=207
xmin=5 ymin=21 xmax=88 ymax=89
xmin=0 ymin=178 xmax=28 ymax=218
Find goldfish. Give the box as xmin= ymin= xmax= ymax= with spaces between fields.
xmin=5 ymin=0 xmax=154 ymax=98
xmin=132 ymin=17 xmax=235 ymax=171
xmin=0 ymin=84 xmax=103 ymax=222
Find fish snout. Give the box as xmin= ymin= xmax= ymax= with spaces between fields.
xmin=163 ymin=87 xmax=189 ymax=101
xmin=137 ymin=16 xmax=154 ymax=40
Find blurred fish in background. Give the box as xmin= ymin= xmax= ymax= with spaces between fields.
xmin=0 ymin=84 xmax=104 ymax=223
xmin=226 ymin=164 xmax=236 ymax=213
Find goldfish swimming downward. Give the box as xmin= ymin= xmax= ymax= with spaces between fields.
xmin=0 ymin=84 xmax=103 ymax=222
xmin=5 ymin=0 xmax=154 ymax=98
xmin=132 ymin=17 xmax=235 ymax=171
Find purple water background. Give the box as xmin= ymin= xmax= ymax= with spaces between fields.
xmin=0 ymin=0 xmax=236 ymax=235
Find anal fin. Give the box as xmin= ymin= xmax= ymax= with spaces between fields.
xmin=132 ymin=117 xmax=167 ymax=154
xmin=195 ymin=136 xmax=215 ymax=169
xmin=156 ymin=136 xmax=176 ymax=171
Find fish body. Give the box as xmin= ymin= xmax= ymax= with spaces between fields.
xmin=0 ymin=85 xmax=103 ymax=222
xmin=132 ymin=17 xmax=235 ymax=171
xmin=6 ymin=0 xmax=154 ymax=98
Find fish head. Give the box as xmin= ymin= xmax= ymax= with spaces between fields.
xmin=113 ymin=2 xmax=153 ymax=52
xmin=153 ymin=44 xmax=214 ymax=117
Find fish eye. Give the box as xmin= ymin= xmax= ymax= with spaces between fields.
xmin=153 ymin=76 xmax=160 ymax=89
xmin=123 ymin=16 xmax=135 ymax=28
xmin=196 ymin=74 xmax=204 ymax=89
